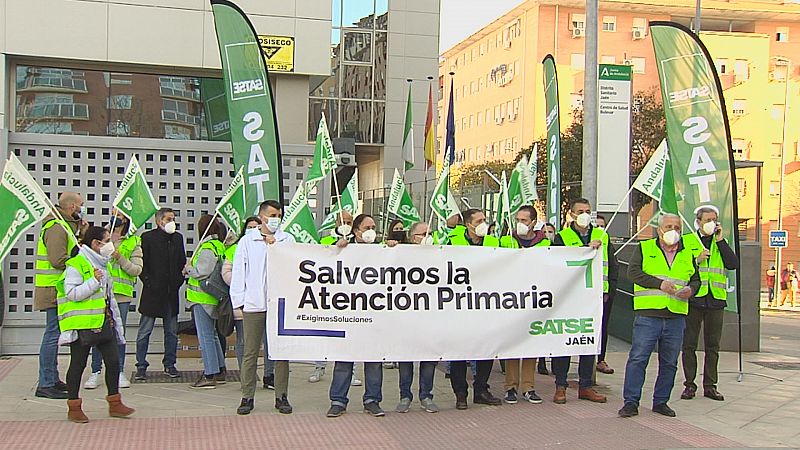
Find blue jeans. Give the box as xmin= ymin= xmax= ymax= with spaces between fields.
xmin=329 ymin=361 xmax=383 ymax=407
xmin=91 ymin=302 xmax=129 ymax=373
xmin=399 ymin=361 xmax=437 ymax=401
xmin=623 ymin=315 xmax=686 ymax=407
xmin=552 ymin=354 xmax=595 ymax=389
xmin=191 ymin=304 xmax=225 ymax=376
xmin=135 ymin=313 xmax=178 ymax=370
xmin=38 ymin=307 xmax=60 ymax=388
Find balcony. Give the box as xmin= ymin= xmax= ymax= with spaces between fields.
xmin=18 ymin=103 xmax=89 ymax=120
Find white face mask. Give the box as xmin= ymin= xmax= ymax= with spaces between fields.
xmin=421 ymin=235 xmax=434 ymax=246
xmin=516 ymin=222 xmax=530 ymax=236
xmin=360 ymin=229 xmax=377 ymax=243
xmin=99 ymin=241 xmax=115 ymax=258
xmin=266 ymin=217 xmax=281 ymax=233
xmin=473 ymin=222 xmax=489 ymax=237
xmin=575 ymin=212 xmax=592 ymax=228
xmin=163 ymin=221 xmax=177 ymax=234
xmin=662 ymin=229 xmax=681 ymax=246
xmin=337 ymin=224 xmax=353 ymax=237
xmin=701 ymin=221 xmax=717 ymax=236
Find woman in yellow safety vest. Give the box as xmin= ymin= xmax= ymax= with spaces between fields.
xmin=58 ymin=226 xmax=134 ymax=423
xmin=185 ymin=214 xmax=227 ymax=389
xmin=222 ymin=216 xmax=261 ymax=371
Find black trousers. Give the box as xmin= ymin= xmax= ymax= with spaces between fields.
xmin=67 ymin=334 xmax=120 ymax=400
xmin=450 ymin=360 xmax=493 ymax=396
xmin=599 ymin=293 xmax=615 ymax=361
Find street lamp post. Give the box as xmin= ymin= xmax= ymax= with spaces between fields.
xmin=776 ymin=57 xmax=791 ymax=279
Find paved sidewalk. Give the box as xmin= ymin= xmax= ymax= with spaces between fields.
xmin=3 ymin=344 xmax=796 ymax=449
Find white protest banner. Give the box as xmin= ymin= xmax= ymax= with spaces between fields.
xmin=266 ymin=244 xmax=603 ymax=361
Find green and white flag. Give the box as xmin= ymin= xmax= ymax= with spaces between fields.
xmin=113 ymin=156 xmax=159 ymax=233
xmin=216 ymin=167 xmax=247 ymax=235
xmin=282 ymin=183 xmax=320 ymax=244
xmin=632 ymin=139 xmax=668 ymax=201
xmin=387 ymin=168 xmax=420 ymax=227
xmin=402 ymin=86 xmax=414 ymax=171
xmin=306 ymin=113 xmax=337 ymax=187
xmin=211 ymin=0 xmax=284 ymax=212
xmin=200 ymin=77 xmax=231 ymax=141
xmin=508 ymin=154 xmax=534 ymax=217
xmin=542 ymin=55 xmax=562 ymax=228
xmin=430 ymin=160 xmax=459 ymax=221
xmin=0 ymin=154 xmax=50 ymax=263
xmin=319 ymin=169 xmax=359 ymax=232
xmin=651 ymin=21 xmax=739 ymax=312
xmin=527 ymin=143 xmax=539 ymax=201
xmin=494 ymin=171 xmax=512 ymax=238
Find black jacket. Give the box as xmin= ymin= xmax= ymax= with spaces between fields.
xmin=139 ymin=228 xmax=186 ymax=318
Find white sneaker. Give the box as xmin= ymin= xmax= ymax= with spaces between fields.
xmin=84 ymin=372 xmax=101 ymax=389
xmin=351 ymin=377 xmax=363 ymax=387
xmin=308 ymin=367 xmax=325 ymax=383
xmin=119 ymin=372 xmax=131 ymax=389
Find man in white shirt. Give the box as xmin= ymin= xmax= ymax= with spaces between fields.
xmin=231 ymin=200 xmax=295 ymax=415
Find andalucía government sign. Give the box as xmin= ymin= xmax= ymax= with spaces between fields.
xmin=267 ymin=244 xmax=603 ymax=362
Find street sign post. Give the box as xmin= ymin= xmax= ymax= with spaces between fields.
xmin=769 ymin=230 xmax=788 ymax=248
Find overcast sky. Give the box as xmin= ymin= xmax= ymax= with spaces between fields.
xmin=439 ymin=0 xmax=524 ymax=53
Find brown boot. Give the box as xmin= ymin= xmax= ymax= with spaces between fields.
xmin=578 ymin=387 xmax=607 ymax=403
xmin=106 ymin=393 xmax=135 ymax=418
xmin=553 ymin=386 xmax=567 ymax=404
xmin=67 ymin=399 xmax=89 ymax=423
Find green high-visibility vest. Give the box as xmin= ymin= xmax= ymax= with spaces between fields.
xmin=56 ymin=254 xmax=107 ymax=332
xmin=186 ymin=239 xmax=226 ymax=306
xmin=633 ymin=238 xmax=695 ymax=315
xmin=559 ymin=227 xmax=609 ymax=293
xmin=448 ymin=229 xmax=499 ymax=247
xmin=35 ymin=219 xmax=77 ymax=288
xmin=320 ymin=235 xmax=338 ymax=246
xmin=224 ymin=244 xmax=237 ymax=262
xmin=499 ymin=235 xmax=551 ymax=248
xmin=684 ymin=234 xmax=728 ymax=300
xmin=109 ymin=235 xmax=141 ymax=298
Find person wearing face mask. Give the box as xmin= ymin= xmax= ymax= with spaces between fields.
xmin=84 ymin=211 xmax=142 ymax=391
xmin=231 ymin=201 xmax=295 ymax=415
xmin=550 ymin=198 xmax=611 ymax=405
xmin=185 ymin=215 xmax=227 ymax=389
xmin=393 ymin=222 xmax=439 ymax=414
xmin=34 ymin=191 xmax=87 ymax=399
xmin=591 ymin=214 xmax=620 ymax=376
xmin=446 ymin=208 xmax=502 ymax=410
xmin=327 ymin=214 xmax=387 ymax=418
xmin=135 ymin=207 xmax=185 ymax=381
xmin=222 ymin=217 xmax=261 ymax=371
xmin=320 ymin=210 xmax=354 ymax=246
xmin=619 ymin=213 xmax=701 ymax=418
xmin=498 ymin=206 xmax=548 ymax=405
xmin=680 ymin=206 xmax=738 ymax=402
xmin=58 ymin=226 xmax=134 ymax=423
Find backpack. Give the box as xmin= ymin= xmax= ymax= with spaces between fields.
xmin=199 ymin=260 xmax=234 ymax=336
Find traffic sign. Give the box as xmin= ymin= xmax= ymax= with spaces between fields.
xmin=769 ymin=230 xmax=788 ymax=248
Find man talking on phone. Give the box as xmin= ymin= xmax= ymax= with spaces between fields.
xmin=680 ymin=206 xmax=738 ymax=402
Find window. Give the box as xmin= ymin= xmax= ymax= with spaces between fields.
xmin=602 ymin=16 xmax=616 ymax=32
xmin=736 ymin=178 xmax=746 ymax=198
xmin=107 ymin=121 xmax=130 ymax=136
xmin=734 ymin=59 xmax=749 ymax=82
xmin=772 ymin=104 xmax=785 ymax=121
xmin=732 ymin=139 xmax=747 ymax=158
xmin=715 ymin=59 xmax=729 ymax=75
xmin=771 ymin=143 xmax=783 ymax=158
xmin=732 ymin=99 xmax=747 ymax=116
xmin=770 ymin=181 xmax=780 ymax=196
xmin=108 ymin=95 xmax=133 ymax=110
xmin=601 ymin=55 xmax=616 ymax=64
xmin=630 ymin=57 xmax=646 ymax=74
xmin=632 ymin=17 xmax=647 ymax=36
xmin=777 ymin=27 xmax=789 ymax=42
xmin=571 ymin=13 xmax=586 ymax=30
xmin=571 ymin=53 xmax=585 ymax=70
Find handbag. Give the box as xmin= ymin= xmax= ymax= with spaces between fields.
xmin=77 ymin=296 xmax=115 ymax=347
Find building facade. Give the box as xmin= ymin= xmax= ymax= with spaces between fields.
xmin=438 ymin=0 xmax=800 ymax=278
xmin=0 ymin=0 xmax=439 ymax=353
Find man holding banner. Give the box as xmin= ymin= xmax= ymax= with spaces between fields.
xmin=551 ymin=198 xmax=609 ymax=404
xmin=447 ymin=208 xmax=502 ymax=409
xmin=34 ymin=192 xmax=86 ymax=399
